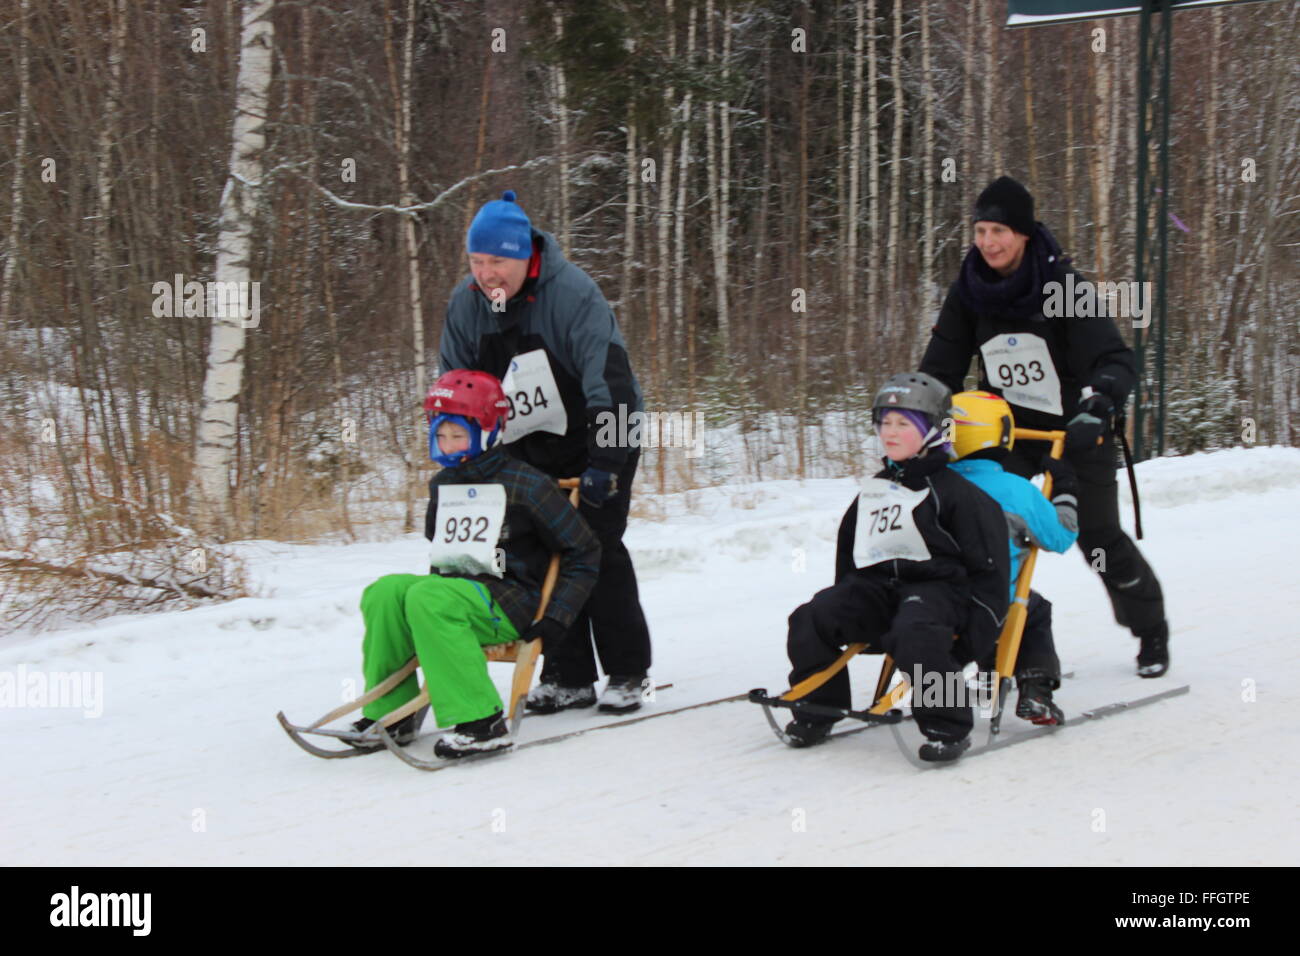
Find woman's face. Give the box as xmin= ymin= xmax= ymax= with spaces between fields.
xmin=878 ymin=411 xmax=927 ymax=462
xmin=974 ymin=221 xmax=1030 ymax=277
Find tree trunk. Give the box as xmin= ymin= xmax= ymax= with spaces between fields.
xmin=705 ymin=0 xmax=731 ymax=353
xmin=844 ymin=0 xmax=864 ymax=354
xmin=552 ymin=10 xmax=571 ymax=252
xmin=920 ymin=0 xmax=935 ymax=327
xmin=674 ymin=4 xmax=697 ymax=334
xmin=885 ymin=0 xmax=904 ymax=326
xmin=622 ymin=114 xmax=638 ymax=317
xmin=1022 ymin=30 xmax=1037 ymax=187
xmin=194 ymin=0 xmax=274 ymax=535
xmin=867 ymin=0 xmax=880 ymax=328
xmin=1 ymin=0 xmax=31 ymax=331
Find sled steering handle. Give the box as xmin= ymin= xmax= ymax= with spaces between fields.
xmin=1012 ymin=428 xmax=1066 ymax=499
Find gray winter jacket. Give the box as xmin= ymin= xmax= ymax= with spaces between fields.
xmin=440 ymin=230 xmax=643 ymax=477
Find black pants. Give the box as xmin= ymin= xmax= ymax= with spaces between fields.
xmin=786 ymin=574 xmax=972 ymax=741
xmin=542 ymin=448 xmax=652 ymax=686
xmin=981 ymin=589 xmax=1060 ymax=689
xmin=1005 ymin=438 xmax=1165 ymax=635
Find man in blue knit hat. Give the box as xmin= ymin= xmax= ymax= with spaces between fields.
xmin=440 ymin=190 xmax=653 ymax=715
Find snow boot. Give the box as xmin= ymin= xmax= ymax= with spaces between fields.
xmin=783 ymin=718 xmax=833 ymax=748
xmin=350 ymin=709 xmax=424 ymax=747
xmin=433 ymin=711 xmax=512 ymax=759
xmin=918 ymin=735 xmax=972 ymax=763
xmin=525 ymin=681 xmax=597 ymax=715
xmin=1135 ymin=621 xmax=1170 ymax=678
xmin=597 ymin=676 xmax=647 ymax=714
xmin=1015 ymin=679 xmax=1065 ymax=726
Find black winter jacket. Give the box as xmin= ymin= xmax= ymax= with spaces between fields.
xmin=424 ymin=445 xmax=600 ymax=635
xmin=833 ymin=452 xmax=1010 ymax=663
xmin=439 ymin=230 xmax=643 ymax=478
xmin=920 ymin=228 xmax=1137 ymax=431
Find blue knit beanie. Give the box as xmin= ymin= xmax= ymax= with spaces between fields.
xmin=467 ymin=190 xmax=532 ymax=259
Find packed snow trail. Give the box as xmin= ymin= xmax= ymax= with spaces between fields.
xmin=2 ymin=448 xmax=1298 ymax=865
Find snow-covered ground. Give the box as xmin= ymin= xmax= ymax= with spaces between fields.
xmin=3 ymin=446 xmax=1298 ymax=865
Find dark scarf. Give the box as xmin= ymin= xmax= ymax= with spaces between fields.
xmin=956 ymin=223 xmax=1068 ymax=320
xmin=879 ymin=447 xmax=949 ymax=490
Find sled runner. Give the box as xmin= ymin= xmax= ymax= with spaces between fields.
xmin=278 ymin=479 xmax=580 ymax=765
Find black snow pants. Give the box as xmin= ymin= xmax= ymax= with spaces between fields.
xmin=541 ymin=447 xmax=653 ymax=686
xmin=1005 ymin=437 xmax=1165 ymax=637
xmin=786 ymin=573 xmax=973 ymax=741
xmin=979 ymin=589 xmax=1061 ymax=688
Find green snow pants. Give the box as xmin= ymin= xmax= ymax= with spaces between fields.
xmin=360 ymin=573 xmax=520 ymax=727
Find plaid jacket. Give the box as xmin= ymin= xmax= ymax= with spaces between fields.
xmin=424 ymin=445 xmax=600 ymax=634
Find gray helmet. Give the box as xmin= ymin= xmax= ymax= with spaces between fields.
xmin=871 ymin=372 xmax=953 ymax=427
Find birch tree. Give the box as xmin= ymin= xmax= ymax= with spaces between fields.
xmin=867 ymin=0 xmax=880 ymax=324
xmin=194 ymin=0 xmax=274 ymax=533
xmin=704 ymin=0 xmax=732 ymax=352
xmin=885 ymin=0 xmax=904 ymax=318
xmin=920 ymin=0 xmax=936 ymax=324
xmin=844 ymin=0 xmax=864 ymax=352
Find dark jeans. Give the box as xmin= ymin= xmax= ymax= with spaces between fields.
xmin=787 ymin=574 xmax=973 ymax=741
xmin=1004 ymin=437 xmax=1165 ymax=635
xmin=542 ymin=448 xmax=652 ymax=685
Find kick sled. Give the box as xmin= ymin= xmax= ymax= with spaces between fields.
xmin=278 ymin=479 xmax=581 ymax=769
xmin=750 ymin=428 xmax=1190 ymax=766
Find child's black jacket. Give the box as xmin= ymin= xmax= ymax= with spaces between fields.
xmin=833 ymin=451 xmax=1011 ymax=662
xmin=424 ymin=445 xmax=600 ymax=634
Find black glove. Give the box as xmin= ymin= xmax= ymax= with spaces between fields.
xmin=1041 ymin=455 xmax=1078 ymax=499
xmin=1064 ymin=392 xmax=1114 ymax=456
xmin=579 ymin=466 xmax=618 ymax=507
xmin=519 ymin=617 xmax=566 ymax=645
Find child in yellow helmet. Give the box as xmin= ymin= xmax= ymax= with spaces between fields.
xmin=948 ymin=391 xmax=1078 ymax=724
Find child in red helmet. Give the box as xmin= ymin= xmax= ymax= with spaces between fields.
xmin=353 ymin=369 xmax=600 ymax=758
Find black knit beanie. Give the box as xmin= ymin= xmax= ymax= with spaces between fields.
xmin=973 ymin=176 xmax=1035 ymax=237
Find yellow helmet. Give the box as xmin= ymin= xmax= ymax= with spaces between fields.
xmin=950 ymin=391 xmax=1015 ymax=459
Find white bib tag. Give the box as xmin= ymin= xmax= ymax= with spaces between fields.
xmin=979 ymin=333 xmax=1063 ymax=416
xmin=428 ymin=484 xmax=506 ymax=578
xmin=853 ymin=478 xmax=932 ymax=568
xmin=500 ymin=349 xmax=567 ymax=442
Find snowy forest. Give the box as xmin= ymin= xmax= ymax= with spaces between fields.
xmin=1 ymin=0 xmax=1297 ymax=630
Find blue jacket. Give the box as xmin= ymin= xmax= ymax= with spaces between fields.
xmin=947 ymin=457 xmax=1077 ymax=602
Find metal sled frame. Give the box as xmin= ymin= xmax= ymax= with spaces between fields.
xmin=279 ymin=479 xmax=580 ymax=766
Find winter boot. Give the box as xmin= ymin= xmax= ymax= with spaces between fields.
xmin=783 ymin=718 xmax=834 ymax=748
xmin=433 ymin=711 xmax=512 ymax=759
xmin=597 ymin=676 xmax=648 ymax=714
xmin=349 ymin=708 xmax=424 ymax=747
xmin=918 ymin=735 xmax=972 ymax=763
xmin=525 ymin=681 xmax=597 ymax=715
xmin=1015 ymin=679 xmax=1065 ymax=726
xmin=1135 ymin=621 xmax=1170 ymax=678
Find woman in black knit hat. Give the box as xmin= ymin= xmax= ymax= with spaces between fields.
xmin=919 ymin=176 xmax=1170 ymax=678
